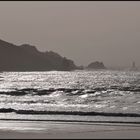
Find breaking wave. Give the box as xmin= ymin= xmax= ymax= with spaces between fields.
xmin=0 ymin=86 xmax=140 ymax=96
xmin=0 ymin=70 xmax=140 ymax=122
xmin=0 ymin=108 xmax=140 ymax=117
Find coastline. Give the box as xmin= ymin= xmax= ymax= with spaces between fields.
xmin=0 ymin=120 xmax=140 ymax=139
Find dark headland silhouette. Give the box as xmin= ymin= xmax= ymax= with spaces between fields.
xmin=0 ymin=39 xmax=108 ymax=71
xmin=0 ymin=39 xmax=80 ymax=71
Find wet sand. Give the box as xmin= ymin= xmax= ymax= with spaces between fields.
xmin=0 ymin=120 xmax=140 ymax=139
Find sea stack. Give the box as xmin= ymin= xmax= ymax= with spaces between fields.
xmin=87 ymin=61 xmax=106 ymax=70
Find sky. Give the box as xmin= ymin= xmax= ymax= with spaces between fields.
xmin=0 ymin=1 xmax=140 ymax=68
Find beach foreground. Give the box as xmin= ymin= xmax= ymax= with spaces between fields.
xmin=0 ymin=120 xmax=140 ymax=139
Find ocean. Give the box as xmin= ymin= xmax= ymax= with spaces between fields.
xmin=0 ymin=70 xmax=140 ymax=123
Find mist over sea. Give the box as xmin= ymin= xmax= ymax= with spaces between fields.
xmin=0 ymin=70 xmax=140 ymax=123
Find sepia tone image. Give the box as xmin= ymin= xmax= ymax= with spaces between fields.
xmin=0 ymin=1 xmax=140 ymax=139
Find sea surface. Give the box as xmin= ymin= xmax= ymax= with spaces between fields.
xmin=0 ymin=70 xmax=140 ymax=123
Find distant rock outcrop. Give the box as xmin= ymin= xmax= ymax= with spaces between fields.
xmin=129 ymin=61 xmax=138 ymax=71
xmin=0 ymin=39 xmax=77 ymax=71
xmin=87 ymin=61 xmax=106 ymax=69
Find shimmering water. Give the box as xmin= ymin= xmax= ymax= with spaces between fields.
xmin=0 ymin=70 xmax=140 ymax=122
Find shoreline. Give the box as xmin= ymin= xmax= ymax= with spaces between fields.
xmin=0 ymin=118 xmax=140 ymax=125
xmin=0 ymin=120 xmax=140 ymax=139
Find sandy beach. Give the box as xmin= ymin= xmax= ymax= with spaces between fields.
xmin=0 ymin=120 xmax=140 ymax=139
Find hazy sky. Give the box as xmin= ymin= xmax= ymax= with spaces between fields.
xmin=0 ymin=1 xmax=140 ymax=68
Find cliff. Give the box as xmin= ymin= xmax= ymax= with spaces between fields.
xmin=0 ymin=39 xmax=77 ymax=71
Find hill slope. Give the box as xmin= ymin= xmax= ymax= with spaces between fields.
xmin=0 ymin=39 xmax=77 ymax=71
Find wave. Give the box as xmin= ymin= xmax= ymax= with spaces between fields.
xmin=0 ymin=86 xmax=140 ymax=96
xmin=110 ymin=86 xmax=140 ymax=92
xmin=0 ymin=108 xmax=140 ymax=117
xmin=0 ymin=118 xmax=140 ymax=126
xmin=0 ymin=88 xmax=84 ymax=96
